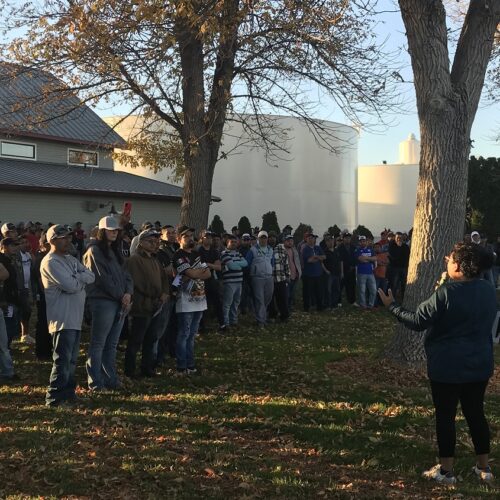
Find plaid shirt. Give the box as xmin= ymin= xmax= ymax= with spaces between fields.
xmin=273 ymin=244 xmax=291 ymax=282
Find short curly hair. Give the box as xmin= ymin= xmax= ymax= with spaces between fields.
xmin=451 ymin=242 xmax=494 ymax=279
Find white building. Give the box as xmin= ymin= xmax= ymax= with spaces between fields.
xmin=107 ymin=115 xmax=359 ymax=233
xmin=356 ymin=134 xmax=420 ymax=235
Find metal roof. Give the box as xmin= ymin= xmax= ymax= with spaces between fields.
xmin=0 ymin=158 xmax=186 ymax=201
xmin=0 ymin=63 xmax=126 ymax=148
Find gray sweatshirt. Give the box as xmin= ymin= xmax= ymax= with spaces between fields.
xmin=41 ymin=252 xmax=95 ymax=333
xmin=83 ymin=243 xmax=133 ymax=302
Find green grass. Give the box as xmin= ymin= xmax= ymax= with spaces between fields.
xmin=1 ymin=305 xmax=499 ymax=499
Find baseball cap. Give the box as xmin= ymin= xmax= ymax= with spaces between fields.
xmin=306 ymin=232 xmax=318 ymax=238
xmin=141 ymin=221 xmax=153 ymax=230
xmin=1 ymin=222 xmax=16 ymax=235
xmin=177 ymin=225 xmax=195 ymax=237
xmin=242 ymin=233 xmax=251 ymax=240
xmin=46 ymin=224 xmax=72 ymax=241
xmin=284 ymin=234 xmax=294 ymax=241
xmin=257 ymin=230 xmax=268 ymax=238
xmin=471 ymin=231 xmax=480 ymax=238
xmin=358 ymin=235 xmax=367 ymax=241
xmin=138 ymin=228 xmax=160 ymax=241
xmin=98 ymin=216 xmax=120 ymax=230
xmin=200 ymin=229 xmax=215 ymax=238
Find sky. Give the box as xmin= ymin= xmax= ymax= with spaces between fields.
xmin=311 ymin=4 xmax=500 ymax=165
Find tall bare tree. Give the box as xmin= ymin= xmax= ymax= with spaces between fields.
xmin=385 ymin=0 xmax=500 ymax=364
xmin=0 ymin=0 xmax=399 ymax=229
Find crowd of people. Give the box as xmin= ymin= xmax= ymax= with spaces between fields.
xmin=1 ymin=219 xmax=499 ymax=396
xmin=0 ymin=216 xmax=499 ymax=484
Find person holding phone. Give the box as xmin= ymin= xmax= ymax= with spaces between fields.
xmin=379 ymin=242 xmax=497 ymax=484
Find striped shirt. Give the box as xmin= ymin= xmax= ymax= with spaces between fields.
xmin=220 ymin=250 xmax=247 ymax=283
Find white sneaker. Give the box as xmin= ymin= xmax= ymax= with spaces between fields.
xmin=21 ymin=334 xmax=36 ymax=345
xmin=422 ymin=464 xmax=457 ymax=484
xmin=473 ymin=465 xmax=494 ymax=482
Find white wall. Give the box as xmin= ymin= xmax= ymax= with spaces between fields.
xmin=357 ymin=163 xmax=419 ymax=235
xmin=107 ymin=115 xmax=359 ymax=234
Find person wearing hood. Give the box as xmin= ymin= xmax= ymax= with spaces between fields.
xmin=83 ymin=216 xmax=133 ymax=391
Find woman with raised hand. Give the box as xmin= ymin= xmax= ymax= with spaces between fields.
xmin=379 ymin=242 xmax=497 ymax=485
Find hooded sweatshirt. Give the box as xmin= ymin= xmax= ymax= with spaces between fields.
xmin=83 ymin=242 xmax=133 ymax=302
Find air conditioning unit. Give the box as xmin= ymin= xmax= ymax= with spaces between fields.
xmin=84 ymin=200 xmax=98 ymax=212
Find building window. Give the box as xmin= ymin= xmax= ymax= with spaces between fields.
xmin=0 ymin=140 xmax=36 ymax=160
xmin=68 ymin=149 xmax=99 ymax=167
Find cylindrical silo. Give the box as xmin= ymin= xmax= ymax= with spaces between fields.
xmin=398 ymin=133 xmax=420 ymax=165
xmin=107 ymin=115 xmax=359 ymax=233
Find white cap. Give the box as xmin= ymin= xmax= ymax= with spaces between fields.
xmin=257 ymin=230 xmax=268 ymax=238
xmin=470 ymin=231 xmax=480 ymax=239
xmin=98 ymin=216 xmax=120 ymax=230
xmin=1 ymin=222 xmax=16 ymax=235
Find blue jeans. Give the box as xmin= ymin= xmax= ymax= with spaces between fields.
xmin=357 ymin=273 xmax=377 ymax=308
xmin=176 ymin=311 xmax=203 ymax=370
xmin=251 ymin=277 xmax=274 ymax=325
xmin=223 ymin=282 xmax=242 ymax=325
xmin=0 ymin=309 xmax=14 ymax=378
xmin=46 ymin=329 xmax=81 ymax=406
xmin=4 ymin=306 xmax=20 ymax=347
xmin=86 ymin=299 xmax=125 ymax=390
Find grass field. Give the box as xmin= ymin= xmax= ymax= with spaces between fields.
xmin=1 ymin=305 xmax=499 ymax=499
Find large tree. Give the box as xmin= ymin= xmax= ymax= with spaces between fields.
xmin=0 ymin=0 xmax=398 ymax=230
xmin=385 ymin=0 xmax=500 ymax=364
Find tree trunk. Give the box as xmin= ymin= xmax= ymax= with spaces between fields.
xmin=180 ymin=151 xmax=216 ymax=230
xmin=386 ymin=0 xmax=500 ymax=365
xmin=176 ymin=0 xmax=240 ymax=230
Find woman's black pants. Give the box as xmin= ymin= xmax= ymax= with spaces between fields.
xmin=430 ymin=380 xmax=490 ymax=458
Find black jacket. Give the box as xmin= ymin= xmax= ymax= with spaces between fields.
xmin=0 ymin=253 xmax=20 ymax=308
xmin=388 ymin=241 xmax=410 ymax=268
xmin=389 ymin=279 xmax=497 ymax=383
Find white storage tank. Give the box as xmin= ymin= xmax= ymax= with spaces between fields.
xmin=398 ymin=133 xmax=420 ymax=165
xmin=107 ymin=115 xmax=359 ymax=233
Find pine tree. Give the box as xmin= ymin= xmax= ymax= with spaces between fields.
xmin=261 ymin=211 xmax=280 ymax=234
xmin=327 ymin=225 xmax=341 ymax=237
xmin=353 ymin=225 xmax=373 ymax=239
xmin=237 ymin=216 xmax=252 ymax=236
xmin=292 ymin=223 xmax=313 ymax=245
xmin=209 ymin=215 xmax=225 ymax=236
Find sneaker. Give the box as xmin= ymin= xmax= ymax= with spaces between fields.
xmin=352 ymin=302 xmax=360 ymax=308
xmin=21 ymin=334 xmax=36 ymax=345
xmin=422 ymin=464 xmax=457 ymax=484
xmin=473 ymin=464 xmax=494 ymax=482
xmin=337 ymin=303 xmax=342 ymax=308
xmin=187 ymin=367 xmax=198 ymax=375
xmin=174 ymin=369 xmax=188 ymax=377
